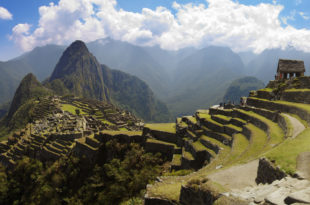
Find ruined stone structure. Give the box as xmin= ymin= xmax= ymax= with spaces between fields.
xmin=275 ymin=59 xmax=305 ymax=80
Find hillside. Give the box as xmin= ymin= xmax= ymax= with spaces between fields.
xmin=47 ymin=40 xmax=170 ymax=122
xmin=223 ymin=76 xmax=265 ymax=103
xmin=0 ymin=45 xmax=64 ymax=104
xmin=2 ymin=59 xmax=310 ymax=204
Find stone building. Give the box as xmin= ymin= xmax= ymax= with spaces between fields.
xmin=276 ymin=59 xmax=305 ymax=80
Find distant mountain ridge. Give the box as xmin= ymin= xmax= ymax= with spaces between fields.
xmin=2 ymin=38 xmax=310 ymax=118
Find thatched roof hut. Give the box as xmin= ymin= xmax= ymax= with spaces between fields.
xmin=277 ymin=59 xmax=305 ymax=73
xmin=276 ymin=59 xmax=305 ymax=79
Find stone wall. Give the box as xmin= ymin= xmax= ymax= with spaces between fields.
xmin=143 ymin=127 xmax=179 ymax=145
xmin=200 ymin=119 xmax=224 ymax=133
xmin=145 ymin=141 xmax=174 ymax=161
xmin=255 ymin=158 xmax=287 ymax=184
xmin=95 ymin=132 xmax=146 ymax=144
xmin=241 ymin=106 xmax=289 ymax=137
xmin=144 ymin=197 xmax=177 ymax=205
xmin=232 ymin=110 xmax=269 ymax=133
xmin=179 ymin=185 xmax=220 ymax=205
xmin=241 ymin=125 xmax=252 ymax=140
xmin=247 ymin=97 xmax=310 ymax=124
xmin=281 ymin=91 xmax=310 ymax=104
xmin=209 ymin=108 xmax=233 ymax=116
xmin=257 ymin=90 xmax=274 ymax=100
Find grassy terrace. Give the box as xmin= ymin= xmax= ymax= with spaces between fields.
xmin=183 ymin=150 xmax=194 ymax=160
xmin=231 ymin=118 xmax=247 ymax=124
xmin=225 ymin=124 xmax=242 ymax=132
xmin=61 ymin=104 xmax=86 ymax=115
xmin=146 ymin=138 xmax=177 ymax=148
xmin=249 ymin=97 xmax=310 ymax=116
xmin=197 ymin=113 xmax=223 ymax=127
xmin=144 ymin=123 xmax=176 ymax=134
xmin=100 ymin=130 xmax=142 ymax=136
xmin=185 ymin=116 xmax=197 ymax=124
xmin=213 ymin=114 xmax=231 ymax=121
xmin=258 ymin=88 xmax=273 ymax=92
xmin=192 ymin=141 xmax=216 ymax=156
xmin=236 ymin=109 xmax=284 ymax=149
xmin=238 ymin=124 xmax=267 ymax=162
xmin=264 ymin=128 xmax=310 ymax=174
xmin=200 ymin=135 xmax=227 ymax=148
xmin=284 ymin=88 xmax=310 ymax=92
xmin=171 ymin=154 xmax=182 ymax=166
xmin=228 ymin=133 xmax=250 ymax=164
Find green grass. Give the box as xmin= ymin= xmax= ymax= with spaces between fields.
xmin=198 ymin=113 xmax=223 ymax=127
xmin=101 ymin=130 xmax=142 ymax=136
xmin=171 ymin=154 xmax=182 ymax=166
xmin=185 ymin=116 xmax=197 ymax=124
xmin=250 ymin=97 xmax=310 ymax=116
xmin=119 ymin=127 xmax=128 ymax=131
xmin=225 ymin=124 xmax=242 ymax=132
xmin=228 ymin=133 xmax=250 ymax=163
xmin=61 ymin=104 xmax=86 ymax=115
xmin=231 ymin=118 xmax=247 ymax=124
xmin=236 ymin=109 xmax=284 ymax=149
xmin=264 ymin=128 xmax=310 ymax=174
xmin=192 ymin=141 xmax=215 ymax=156
xmin=284 ymin=88 xmax=310 ymax=92
xmin=238 ymin=124 xmax=268 ymax=162
xmin=213 ymin=115 xmax=231 ymax=122
xmin=200 ymin=135 xmax=226 ymax=148
xmin=258 ymin=88 xmax=273 ymax=92
xmin=183 ymin=150 xmax=194 ymax=160
xmin=144 ymin=123 xmax=176 ymax=134
xmin=100 ymin=119 xmax=114 ymax=125
xmin=146 ymin=138 xmax=177 ymax=148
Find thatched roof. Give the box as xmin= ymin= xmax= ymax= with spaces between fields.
xmin=277 ymin=59 xmax=305 ymax=73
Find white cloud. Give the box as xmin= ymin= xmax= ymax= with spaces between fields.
xmin=299 ymin=12 xmax=309 ymax=20
xmin=281 ymin=10 xmax=296 ymax=25
xmin=0 ymin=6 xmax=12 ymax=20
xmin=296 ymin=0 xmax=302 ymax=5
xmin=9 ymin=0 xmax=310 ymax=54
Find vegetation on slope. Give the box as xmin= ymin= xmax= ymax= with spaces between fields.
xmin=0 ymin=141 xmax=164 ymax=205
xmin=223 ymin=76 xmax=265 ymax=103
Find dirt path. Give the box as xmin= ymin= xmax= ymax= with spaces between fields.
xmin=282 ymin=113 xmax=305 ymax=138
xmin=297 ymin=152 xmax=310 ymax=179
xmin=208 ymin=160 xmax=259 ymax=189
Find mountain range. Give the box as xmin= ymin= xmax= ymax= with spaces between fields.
xmin=3 ymin=40 xmax=170 ymax=129
xmin=1 ymin=38 xmax=310 ymax=118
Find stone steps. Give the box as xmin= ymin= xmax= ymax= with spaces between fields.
xmin=199 ymin=135 xmax=222 ymax=154
xmin=211 ymin=114 xmax=231 ymax=125
xmin=230 ymin=118 xmax=247 ymax=127
xmin=201 ymin=126 xmax=232 ymax=146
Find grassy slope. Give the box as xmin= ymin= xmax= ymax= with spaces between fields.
xmin=264 ymin=128 xmax=310 ymax=174
xmin=144 ymin=123 xmax=176 ymax=134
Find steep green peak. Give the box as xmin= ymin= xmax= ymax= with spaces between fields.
xmin=48 ymin=40 xmax=108 ymax=101
xmin=20 ymin=73 xmax=41 ymax=87
xmin=8 ymin=73 xmax=50 ymax=118
xmin=64 ymin=40 xmax=89 ymax=56
xmin=50 ymin=40 xmax=101 ymax=81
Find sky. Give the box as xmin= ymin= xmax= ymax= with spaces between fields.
xmin=0 ymin=0 xmax=310 ymax=61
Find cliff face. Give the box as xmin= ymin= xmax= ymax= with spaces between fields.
xmin=49 ymin=40 xmax=109 ymax=101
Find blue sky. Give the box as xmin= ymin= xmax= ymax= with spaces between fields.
xmin=0 ymin=0 xmax=310 ymax=60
